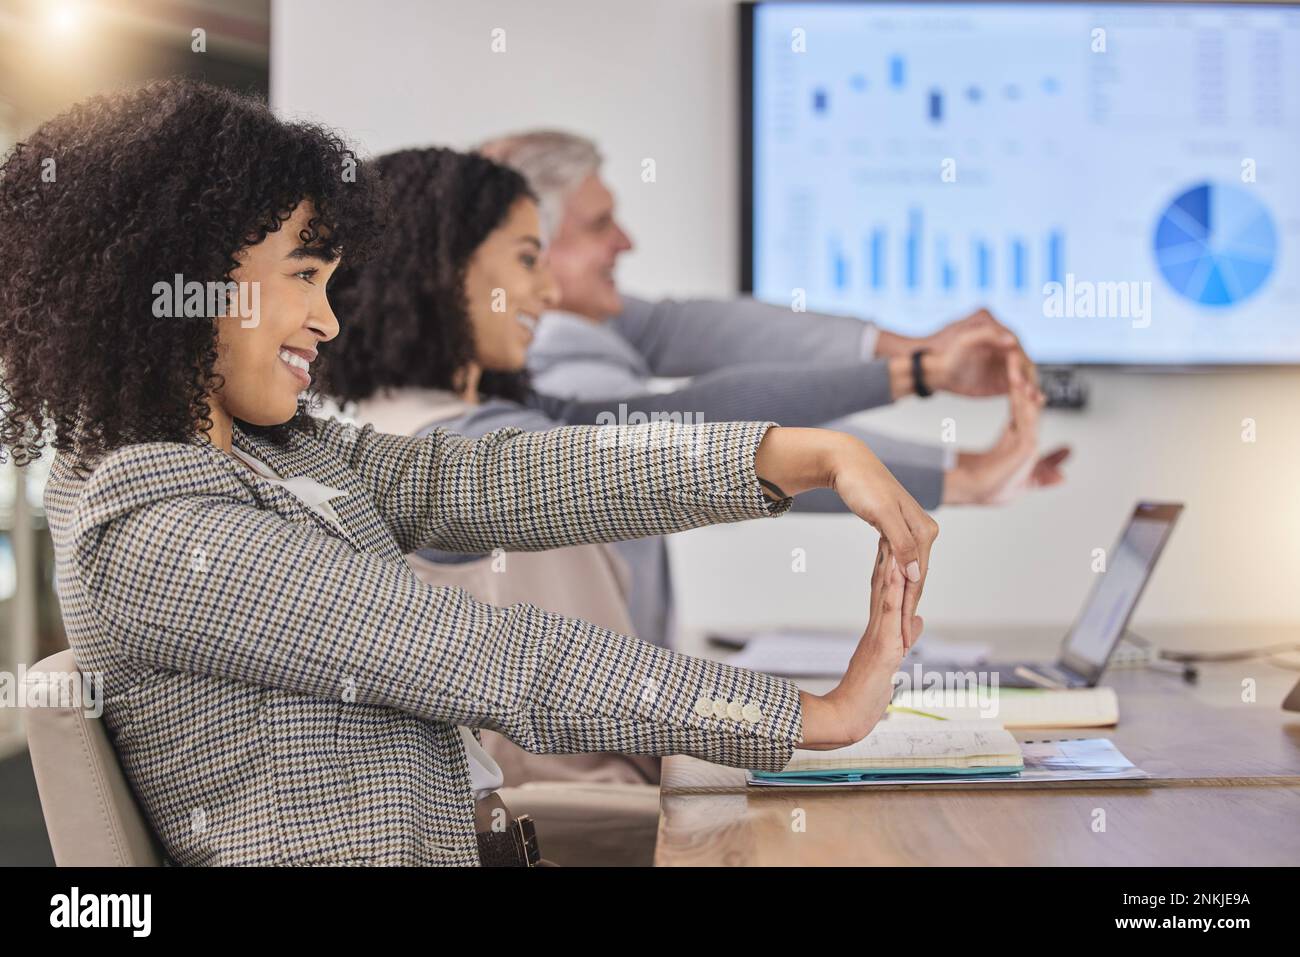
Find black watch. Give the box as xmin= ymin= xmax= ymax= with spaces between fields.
xmin=911 ymin=349 xmax=933 ymax=398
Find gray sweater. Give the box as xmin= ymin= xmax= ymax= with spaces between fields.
xmin=528 ymin=296 xmax=952 ymax=500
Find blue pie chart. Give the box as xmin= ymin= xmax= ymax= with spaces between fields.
xmin=1153 ymin=183 xmax=1277 ymax=307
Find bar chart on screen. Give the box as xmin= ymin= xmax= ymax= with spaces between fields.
xmin=749 ymin=2 xmax=1300 ymax=363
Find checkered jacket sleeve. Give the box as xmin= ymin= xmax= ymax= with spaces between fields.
xmin=312 ymin=415 xmax=789 ymax=555
xmin=69 ymin=420 xmax=806 ymax=770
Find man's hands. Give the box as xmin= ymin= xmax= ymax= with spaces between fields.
xmin=928 ymin=310 xmax=1035 ymax=396
xmin=876 ymin=309 xmax=1069 ymax=502
xmin=797 ymin=539 xmax=919 ymax=749
xmin=881 ymin=308 xmax=1040 ymax=399
xmin=943 ymin=355 xmax=1071 ymax=505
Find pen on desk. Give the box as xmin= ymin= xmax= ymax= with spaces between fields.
xmin=886 ymin=704 xmax=947 ymax=720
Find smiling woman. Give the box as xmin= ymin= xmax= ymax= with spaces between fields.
xmin=0 ymin=80 xmax=938 ymax=867
xmin=205 ymin=200 xmax=343 ymax=450
xmin=0 ymin=78 xmax=381 ymax=467
xmin=323 ymin=146 xmax=552 ymax=406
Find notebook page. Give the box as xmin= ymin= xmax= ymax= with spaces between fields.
xmin=785 ymin=719 xmax=1021 ymax=772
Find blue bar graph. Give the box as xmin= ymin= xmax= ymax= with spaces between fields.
xmin=830 ymin=238 xmax=848 ymax=291
xmin=813 ymin=56 xmax=1060 ymax=125
xmin=869 ymin=229 xmax=886 ymax=290
xmin=938 ymin=237 xmax=956 ymax=292
xmin=974 ymin=239 xmax=992 ymax=290
xmin=905 ymin=209 xmax=922 ymax=292
xmin=1046 ymin=230 xmax=1064 ymax=284
xmin=889 ymin=55 xmax=905 ymax=89
xmin=844 ymin=223 xmax=1061 ymax=298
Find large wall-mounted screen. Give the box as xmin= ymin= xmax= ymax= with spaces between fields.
xmin=742 ymin=1 xmax=1300 ymax=364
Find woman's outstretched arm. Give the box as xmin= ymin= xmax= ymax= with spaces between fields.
xmin=61 ymin=446 xmax=918 ymax=764
xmin=320 ymin=413 xmax=936 ymax=649
xmin=317 ymin=416 xmax=934 ymax=590
xmin=315 ymin=416 xmax=789 ymax=554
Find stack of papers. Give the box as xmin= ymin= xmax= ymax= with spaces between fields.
xmin=751 ymin=717 xmax=1023 ymax=784
xmin=747 ymin=714 xmax=1147 ymax=788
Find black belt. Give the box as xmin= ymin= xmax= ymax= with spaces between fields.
xmin=476 ymin=813 xmax=541 ymax=867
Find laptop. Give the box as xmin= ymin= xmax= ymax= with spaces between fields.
xmin=926 ymin=502 xmax=1183 ymax=688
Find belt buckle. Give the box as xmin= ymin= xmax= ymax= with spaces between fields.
xmin=515 ymin=814 xmax=541 ymax=867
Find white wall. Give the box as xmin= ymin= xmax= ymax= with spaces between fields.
xmin=273 ymin=0 xmax=1300 ymax=634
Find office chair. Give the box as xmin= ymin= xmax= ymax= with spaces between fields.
xmin=22 ymin=650 xmax=162 ymax=866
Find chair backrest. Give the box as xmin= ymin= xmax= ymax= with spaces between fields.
xmin=22 ymin=650 xmax=162 ymax=866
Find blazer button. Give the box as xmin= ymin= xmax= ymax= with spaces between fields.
xmin=711 ymin=699 xmax=728 ymax=719
xmin=742 ymin=703 xmax=762 ymax=724
xmin=726 ymin=700 xmax=745 ymax=721
xmin=694 ymin=697 xmax=714 ymax=717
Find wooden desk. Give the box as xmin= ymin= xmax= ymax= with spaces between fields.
xmin=656 ymin=625 xmax=1300 ymax=866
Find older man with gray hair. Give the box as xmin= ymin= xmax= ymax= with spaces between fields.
xmin=478 ymin=129 xmax=1069 ymax=648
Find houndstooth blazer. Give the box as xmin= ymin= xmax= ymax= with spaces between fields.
xmin=44 ymin=415 xmax=805 ymax=866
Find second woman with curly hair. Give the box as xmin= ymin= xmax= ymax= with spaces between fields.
xmin=0 ymin=80 xmax=937 ymax=867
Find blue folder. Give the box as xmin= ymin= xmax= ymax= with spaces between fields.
xmin=750 ymin=764 xmax=1024 ymax=784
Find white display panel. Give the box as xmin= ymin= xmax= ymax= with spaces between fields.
xmin=749 ymin=2 xmax=1300 ymax=364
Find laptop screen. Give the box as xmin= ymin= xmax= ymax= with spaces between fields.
xmin=1060 ymin=503 xmax=1182 ymax=680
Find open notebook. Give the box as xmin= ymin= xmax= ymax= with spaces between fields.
xmin=752 ymin=718 xmax=1024 ymax=783
xmin=890 ymin=687 xmax=1119 ymax=729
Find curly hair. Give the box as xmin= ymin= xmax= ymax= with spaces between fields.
xmin=324 ymin=146 xmax=535 ymax=405
xmin=0 ymin=79 xmax=382 ymax=467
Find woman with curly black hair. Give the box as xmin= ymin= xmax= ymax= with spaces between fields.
xmin=0 ymin=80 xmax=938 ymax=867
xmin=0 ymin=80 xmax=378 ymax=465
